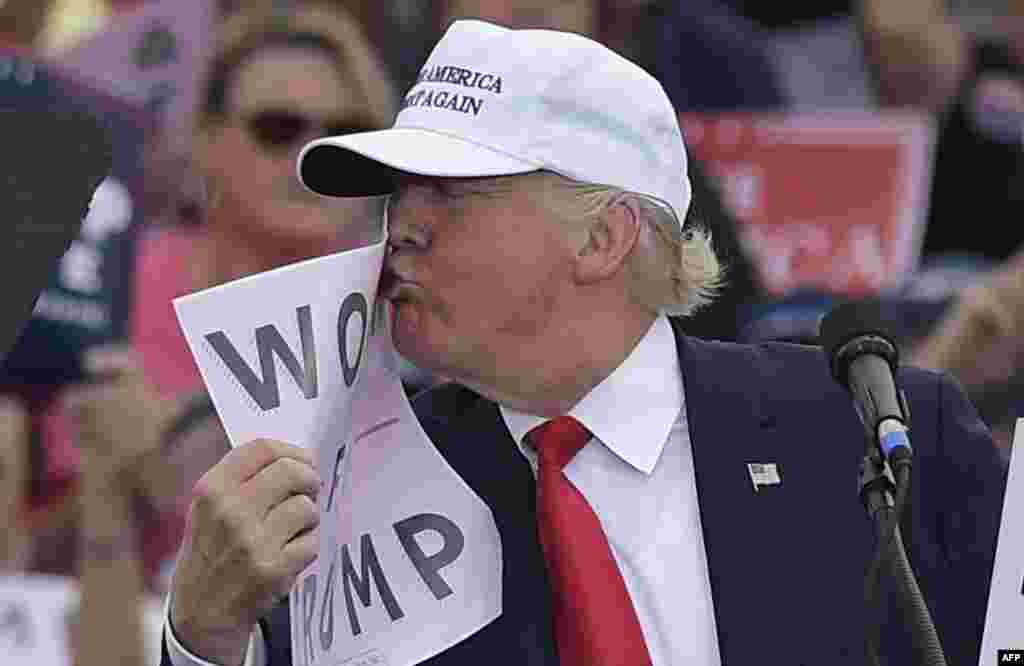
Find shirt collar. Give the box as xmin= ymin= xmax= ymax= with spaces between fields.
xmin=500 ymin=315 xmax=683 ymax=475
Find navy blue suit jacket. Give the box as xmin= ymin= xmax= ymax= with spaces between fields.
xmin=164 ymin=319 xmax=1007 ymax=665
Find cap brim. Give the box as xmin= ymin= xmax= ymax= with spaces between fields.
xmin=297 ymin=127 xmax=541 ymax=197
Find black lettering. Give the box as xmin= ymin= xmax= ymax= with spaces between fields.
xmin=325 ymin=443 xmax=348 ymax=513
xmin=465 ymin=97 xmax=483 ymax=116
xmin=422 ymin=90 xmax=435 ymax=108
xmin=319 ymin=556 xmax=337 ymax=651
xmin=341 ymin=534 xmax=405 ymax=636
xmin=0 ymin=603 xmax=32 ymax=649
xmin=145 ymin=80 xmax=178 ymax=113
xmin=205 ymin=305 xmax=318 ymax=411
xmin=302 ymin=574 xmax=318 ymax=665
xmin=412 ymin=65 xmax=503 ymax=96
xmin=444 ymin=94 xmax=461 ymax=111
xmin=337 ymin=292 xmax=368 ymax=387
xmin=434 ymin=91 xmax=449 ymax=107
xmin=393 ymin=513 xmax=465 ymax=600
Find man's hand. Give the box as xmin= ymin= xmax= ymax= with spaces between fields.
xmin=170 ymin=438 xmax=320 ymax=666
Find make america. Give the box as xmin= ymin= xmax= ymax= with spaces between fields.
xmin=416 ymin=64 xmax=504 ymax=94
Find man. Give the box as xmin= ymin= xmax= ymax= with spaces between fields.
xmin=162 ymin=19 xmax=1007 ymax=666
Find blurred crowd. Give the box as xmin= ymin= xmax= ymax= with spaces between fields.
xmin=0 ymin=1 xmax=1022 ymax=664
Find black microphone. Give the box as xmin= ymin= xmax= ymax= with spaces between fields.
xmin=819 ymin=300 xmax=912 ymax=461
xmin=820 ymin=302 xmax=949 ymax=666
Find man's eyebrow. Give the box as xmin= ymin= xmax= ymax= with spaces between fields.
xmin=392 ymin=174 xmax=524 ymax=199
xmin=447 ymin=175 xmax=522 ymax=196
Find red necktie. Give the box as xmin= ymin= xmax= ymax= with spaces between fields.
xmin=530 ymin=416 xmax=653 ymax=666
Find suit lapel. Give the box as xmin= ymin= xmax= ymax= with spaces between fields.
xmin=417 ymin=389 xmax=559 ymax=666
xmin=672 ymin=321 xmax=825 ymax=664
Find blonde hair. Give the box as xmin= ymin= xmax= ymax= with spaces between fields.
xmin=542 ymin=173 xmax=724 ymax=317
xmin=197 ymin=1 xmax=398 ymax=129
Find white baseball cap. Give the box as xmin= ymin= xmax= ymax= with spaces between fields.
xmin=297 ymin=19 xmax=691 ymax=225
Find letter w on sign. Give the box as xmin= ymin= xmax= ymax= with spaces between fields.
xmin=205 ymin=304 xmax=318 ymax=411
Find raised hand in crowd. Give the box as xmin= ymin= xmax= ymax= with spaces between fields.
xmin=909 ymin=247 xmax=1024 ymax=389
xmin=0 ymin=396 xmax=31 ymax=571
xmin=65 ymin=345 xmax=187 ymax=508
xmin=64 ymin=345 xmax=185 ymax=666
xmin=858 ymin=0 xmax=970 ymax=111
xmin=168 ymin=438 xmax=319 ymax=666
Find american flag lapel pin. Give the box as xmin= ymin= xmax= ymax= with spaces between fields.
xmin=747 ymin=462 xmax=781 ymax=492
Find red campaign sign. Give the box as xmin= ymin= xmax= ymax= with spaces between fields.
xmin=680 ymin=113 xmax=936 ymax=297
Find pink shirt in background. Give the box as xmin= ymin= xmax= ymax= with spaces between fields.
xmin=130 ymin=225 xmax=205 ymax=397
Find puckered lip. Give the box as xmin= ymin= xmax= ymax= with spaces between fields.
xmin=379 ymin=264 xmax=420 ymax=300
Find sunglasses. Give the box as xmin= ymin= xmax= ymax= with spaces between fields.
xmin=242 ymin=109 xmax=376 ymax=153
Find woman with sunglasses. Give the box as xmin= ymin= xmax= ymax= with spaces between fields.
xmin=123 ymin=1 xmax=397 ymax=406
xmin=185 ymin=1 xmax=395 ymax=287
xmin=51 ymin=5 xmax=398 ymax=665
xmin=131 ymin=2 xmax=398 ymax=459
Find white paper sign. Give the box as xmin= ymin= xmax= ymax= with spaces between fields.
xmin=173 ymin=242 xmax=386 ymax=450
xmin=979 ymin=418 xmax=1024 ymax=665
xmin=0 ymin=574 xmax=78 ymax=666
xmin=174 ymin=240 xmax=502 ymax=666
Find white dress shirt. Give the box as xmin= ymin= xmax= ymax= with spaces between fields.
xmin=501 ymin=315 xmax=720 ymax=665
xmin=165 ymin=315 xmax=720 ymax=665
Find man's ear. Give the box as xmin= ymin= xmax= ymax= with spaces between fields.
xmin=573 ymin=196 xmax=641 ymax=284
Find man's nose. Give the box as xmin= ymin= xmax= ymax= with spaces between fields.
xmin=387 ymin=193 xmax=434 ymax=251
xmin=388 ymin=222 xmax=431 ymax=251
